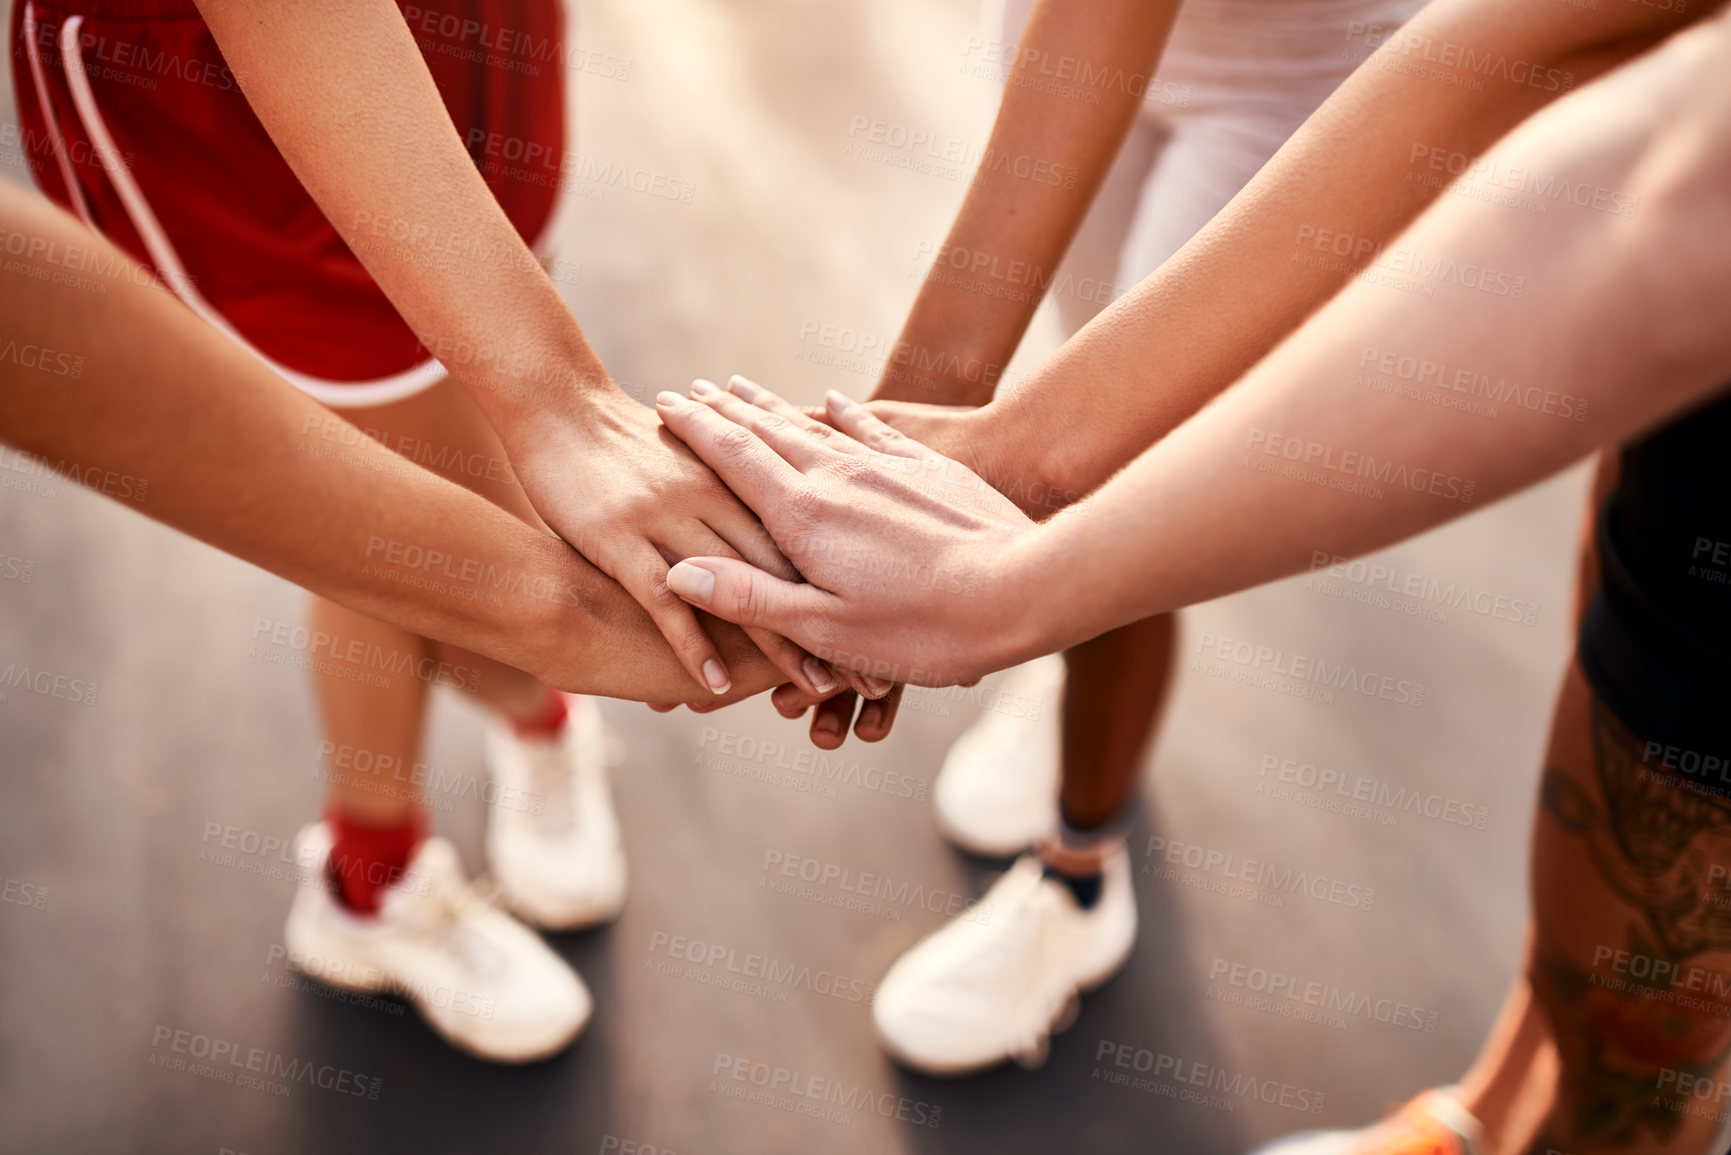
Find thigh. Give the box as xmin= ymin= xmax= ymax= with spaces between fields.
xmin=327 ymin=379 xmax=544 ymax=529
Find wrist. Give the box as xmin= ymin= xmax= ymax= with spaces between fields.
xmin=969 ymin=399 xmax=1081 ymax=522
xmin=987 ymin=522 xmax=1069 ymax=670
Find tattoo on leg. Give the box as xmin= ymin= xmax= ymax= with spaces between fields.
xmin=1535 ymin=700 xmax=1731 ymax=1147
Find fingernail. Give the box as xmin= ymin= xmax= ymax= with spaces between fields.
xmin=862 ymin=676 xmax=893 ymax=699
xmin=858 ymin=702 xmax=883 ymax=733
xmin=814 ymin=712 xmax=844 ymax=737
xmin=702 ymin=659 xmax=731 ymax=696
xmin=728 ymin=375 xmax=763 ymax=400
xmin=655 ymin=391 xmax=683 ymax=406
xmin=667 ymin=561 xmax=715 ymax=605
xmin=803 ymin=657 xmax=838 ymax=694
xmin=825 ymin=389 xmax=857 ymax=412
xmin=690 ymin=379 xmax=720 ymax=397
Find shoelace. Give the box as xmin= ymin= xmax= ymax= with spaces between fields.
xmin=417 ymin=863 xmax=508 ymax=979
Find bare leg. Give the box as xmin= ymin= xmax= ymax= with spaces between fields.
xmin=1040 ymin=613 xmax=1175 ymax=874
xmin=1523 ymin=665 xmax=1731 ymax=1155
xmin=313 ymin=380 xmax=560 ymax=824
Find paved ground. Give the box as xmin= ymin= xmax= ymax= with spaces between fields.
xmin=0 ymin=1 xmax=1593 ymax=1152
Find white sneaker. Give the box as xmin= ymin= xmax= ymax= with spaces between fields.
xmin=284 ymin=822 xmax=592 ymax=1063
xmin=932 ymin=656 xmax=1065 ymax=857
xmin=871 ymin=846 xmax=1136 ymax=1076
xmin=1249 ymin=1088 xmax=1484 ymax=1154
xmin=484 ymin=694 xmax=627 ymax=930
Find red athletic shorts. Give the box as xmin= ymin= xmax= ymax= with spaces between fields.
xmin=10 ymin=0 xmax=566 ymax=404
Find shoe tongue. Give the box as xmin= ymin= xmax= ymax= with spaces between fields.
xmin=377 ymin=837 xmax=462 ymax=917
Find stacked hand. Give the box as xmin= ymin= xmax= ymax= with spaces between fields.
xmin=654 ymin=376 xmax=1044 ymax=689
xmin=503 ymin=382 xmax=896 ymax=741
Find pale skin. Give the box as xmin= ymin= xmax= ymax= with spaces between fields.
xmin=0 ymin=184 xmax=784 ymax=709
xmin=660 ymin=17 xmax=1731 ymax=1152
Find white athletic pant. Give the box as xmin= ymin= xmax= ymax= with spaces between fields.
xmin=998 ymin=0 xmax=1429 ymax=337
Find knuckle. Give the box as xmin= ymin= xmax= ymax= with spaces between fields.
xmin=715 ymin=426 xmax=756 ymax=457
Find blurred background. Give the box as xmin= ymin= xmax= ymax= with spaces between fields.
xmin=0 ymin=0 xmax=1592 ymax=1151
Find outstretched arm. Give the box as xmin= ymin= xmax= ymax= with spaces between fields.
xmin=657 ymin=12 xmax=1731 ymax=683
xmin=873 ymin=0 xmax=1180 ymax=406
xmin=879 ymin=0 xmax=1699 ymax=511
xmin=0 ymin=185 xmax=780 ymax=706
xmin=189 ymin=0 xmax=840 ymax=701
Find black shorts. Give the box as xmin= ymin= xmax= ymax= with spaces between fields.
xmin=1578 ymin=389 xmax=1731 ymax=797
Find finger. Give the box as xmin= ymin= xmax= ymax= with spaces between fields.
xmin=667 ymin=557 xmax=835 ymax=643
xmin=809 ymin=690 xmax=857 ymax=751
xmin=655 ymin=391 xmax=810 ymax=513
xmin=728 ymin=376 xmax=869 ymax=456
xmin=854 ymin=683 xmax=905 ymax=742
xmin=771 ymin=682 xmax=813 ymax=718
xmin=623 ymin=545 xmax=734 ymax=696
xmin=824 ymin=390 xmax=929 ymax=459
xmin=703 ymin=504 xmax=800 ymax=582
xmin=647 ymin=702 xmax=679 ymax=713
xmin=672 ymin=524 xmax=831 ymax=696
xmin=747 ymin=625 xmax=841 ymax=697
xmin=688 ymin=379 xmax=836 ymax=470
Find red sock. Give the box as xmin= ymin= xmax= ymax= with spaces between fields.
xmin=509 ymin=689 xmax=570 ymax=740
xmin=324 ymin=805 xmax=426 ymax=916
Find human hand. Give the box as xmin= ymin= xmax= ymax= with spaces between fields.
xmin=504 ymin=383 xmax=875 ymax=701
xmin=653 ymin=377 xmax=1048 ymax=687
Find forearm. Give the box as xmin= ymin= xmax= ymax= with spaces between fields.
xmin=980 ymin=0 xmax=1697 ymax=500
xmin=874 ymin=0 xmax=1178 ymax=406
xmin=1017 ymin=16 xmax=1731 ymax=653
xmin=193 ymin=0 xmax=613 ymax=440
xmin=0 ymin=190 xmax=770 ymax=704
